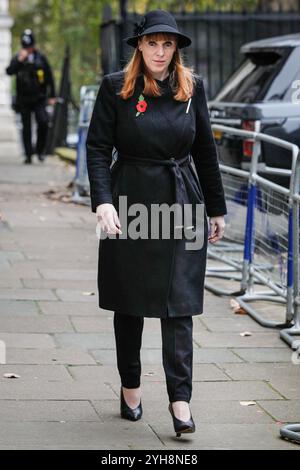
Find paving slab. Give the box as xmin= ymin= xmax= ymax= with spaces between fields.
xmin=91 ymin=347 xmax=245 ymax=365
xmin=0 ymin=288 xmax=57 ymax=301
xmin=0 ymin=400 xmax=100 ymax=422
xmin=0 ymin=380 xmax=117 ymax=400
xmin=217 ymin=363 xmax=300 ymax=381
xmin=200 ymin=316 xmax=268 ymax=332
xmin=93 ymin=398 xmax=274 ymax=424
xmin=39 ymin=269 xmax=97 ymax=281
xmin=193 ymin=331 xmax=287 ymax=348
xmin=6 ymin=348 xmax=97 ymax=365
xmin=0 ymin=333 xmax=56 ymax=348
xmin=68 ymin=363 xmax=230 ymax=382
xmin=257 ymin=400 xmax=300 ymax=422
xmin=0 ymin=422 xmax=162 ymax=449
xmin=0 ymin=364 xmax=72 ymax=381
xmin=231 ymin=348 xmax=295 ymax=363
xmin=38 ymin=301 xmax=103 ymax=316
xmin=151 ymin=423 xmax=298 ymax=450
xmin=22 ymin=279 xmax=97 ymax=291
xmin=0 ymin=315 xmax=74 ymax=333
xmin=0 ymin=300 xmax=39 ymax=315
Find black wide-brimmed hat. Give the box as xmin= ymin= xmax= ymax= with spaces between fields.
xmin=122 ymin=9 xmax=192 ymax=49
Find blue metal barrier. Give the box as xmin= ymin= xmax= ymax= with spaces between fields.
xmin=206 ymin=125 xmax=299 ymax=329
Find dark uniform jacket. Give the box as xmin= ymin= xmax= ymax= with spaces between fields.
xmin=86 ymin=70 xmax=227 ymax=318
xmin=6 ymin=49 xmax=55 ymax=107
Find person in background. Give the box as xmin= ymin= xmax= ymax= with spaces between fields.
xmin=6 ymin=29 xmax=56 ymax=164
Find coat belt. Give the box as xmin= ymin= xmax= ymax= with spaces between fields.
xmin=113 ymin=153 xmax=192 ymax=207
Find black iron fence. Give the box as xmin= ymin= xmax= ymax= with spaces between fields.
xmin=100 ymin=1 xmax=300 ymax=98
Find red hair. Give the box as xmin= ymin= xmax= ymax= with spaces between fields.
xmin=120 ymin=32 xmax=196 ymax=102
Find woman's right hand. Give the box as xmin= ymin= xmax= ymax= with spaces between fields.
xmin=96 ymin=203 xmax=122 ymax=235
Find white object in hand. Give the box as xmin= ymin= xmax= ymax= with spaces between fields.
xmin=186 ymin=98 xmax=191 ymax=114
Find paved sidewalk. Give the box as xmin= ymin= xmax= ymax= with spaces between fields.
xmin=0 ymin=113 xmax=299 ymax=450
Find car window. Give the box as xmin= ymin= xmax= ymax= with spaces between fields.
xmin=213 ymin=49 xmax=292 ymax=103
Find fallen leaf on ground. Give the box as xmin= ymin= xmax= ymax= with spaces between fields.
xmin=230 ymin=298 xmax=247 ymax=315
xmin=3 ymin=373 xmax=20 ymax=379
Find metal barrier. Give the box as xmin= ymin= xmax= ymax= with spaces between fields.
xmin=280 ymin=423 xmax=300 ymax=444
xmin=72 ymin=84 xmax=119 ymax=206
xmin=205 ymin=164 xmax=250 ymax=296
xmin=205 ymin=124 xmax=299 ymax=329
xmin=72 ymin=85 xmax=99 ymax=205
xmin=280 ymin=150 xmax=300 ymax=349
xmin=279 ymin=165 xmax=300 ymax=445
xmin=207 ymin=126 xmax=300 ymax=446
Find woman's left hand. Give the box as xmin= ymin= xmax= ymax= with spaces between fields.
xmin=208 ymin=216 xmax=225 ymax=244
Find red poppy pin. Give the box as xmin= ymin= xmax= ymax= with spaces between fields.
xmin=136 ymin=94 xmax=148 ymax=117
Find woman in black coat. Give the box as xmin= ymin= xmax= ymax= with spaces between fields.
xmin=86 ymin=9 xmax=227 ymax=437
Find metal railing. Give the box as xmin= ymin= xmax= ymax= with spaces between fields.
xmin=72 ymin=82 xmax=119 ymax=206
xmin=280 ymin=150 xmax=300 ymax=350
xmin=101 ymin=4 xmax=300 ymax=98
xmin=206 ymin=124 xmax=299 ymax=329
xmin=207 ymin=124 xmax=300 ymax=446
xmin=280 ymin=423 xmax=300 ymax=444
xmin=72 ymin=85 xmax=99 ymax=205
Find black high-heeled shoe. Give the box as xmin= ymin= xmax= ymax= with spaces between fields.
xmin=120 ymin=386 xmax=143 ymax=421
xmin=168 ymin=402 xmax=196 ymax=437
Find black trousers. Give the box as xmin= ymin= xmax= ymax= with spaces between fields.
xmin=19 ymin=99 xmax=49 ymax=158
xmin=113 ymin=311 xmax=193 ymax=403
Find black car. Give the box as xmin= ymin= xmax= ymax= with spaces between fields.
xmin=209 ymin=33 xmax=300 ymax=188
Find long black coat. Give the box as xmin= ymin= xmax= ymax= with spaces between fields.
xmin=86 ymin=71 xmax=227 ymax=318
